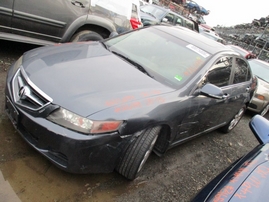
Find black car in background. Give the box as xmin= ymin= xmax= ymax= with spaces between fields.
xmin=192 ymin=115 xmax=269 ymax=202
xmin=0 ymin=0 xmax=142 ymax=45
xmin=5 ymin=25 xmax=255 ymax=180
xmin=140 ymin=4 xmax=199 ymax=32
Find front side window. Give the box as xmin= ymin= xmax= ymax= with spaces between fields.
xmin=175 ymin=17 xmax=183 ymax=26
xmin=164 ymin=13 xmax=175 ymax=24
xmin=204 ymin=57 xmax=232 ymax=87
xmin=233 ymin=58 xmax=251 ymax=84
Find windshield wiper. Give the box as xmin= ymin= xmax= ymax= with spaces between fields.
xmin=112 ymin=51 xmax=154 ymax=78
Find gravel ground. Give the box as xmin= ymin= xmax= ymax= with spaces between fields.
xmin=0 ymin=39 xmax=265 ymax=202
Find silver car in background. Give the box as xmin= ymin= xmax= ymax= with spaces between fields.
xmin=248 ymin=59 xmax=269 ymax=116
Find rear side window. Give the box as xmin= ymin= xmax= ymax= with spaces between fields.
xmin=165 ymin=13 xmax=175 ymax=24
xmin=233 ymin=58 xmax=251 ymax=84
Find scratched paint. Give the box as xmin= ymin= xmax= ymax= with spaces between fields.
xmin=105 ymin=90 xmax=163 ymax=107
xmin=183 ymin=57 xmax=203 ymax=76
xmin=114 ymin=97 xmax=165 ymax=113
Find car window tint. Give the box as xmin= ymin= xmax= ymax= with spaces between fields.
xmin=185 ymin=20 xmax=194 ymax=30
xmin=175 ymin=17 xmax=182 ymax=26
xmin=233 ymin=58 xmax=251 ymax=84
xmin=165 ymin=13 xmax=175 ymax=24
xmin=206 ymin=57 xmax=232 ymax=87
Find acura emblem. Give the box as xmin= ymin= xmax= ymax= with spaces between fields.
xmin=19 ymin=85 xmax=31 ymax=100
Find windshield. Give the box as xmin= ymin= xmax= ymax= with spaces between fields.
xmin=140 ymin=5 xmax=166 ymax=19
xmin=104 ymin=28 xmax=208 ymax=89
xmin=249 ymin=60 xmax=269 ymax=82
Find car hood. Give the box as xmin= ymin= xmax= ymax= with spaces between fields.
xmin=22 ymin=42 xmax=173 ymax=117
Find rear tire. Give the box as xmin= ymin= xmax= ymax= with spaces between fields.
xmin=116 ymin=126 xmax=161 ymax=180
xmin=70 ymin=30 xmax=103 ymax=42
xmin=219 ymin=106 xmax=246 ymax=133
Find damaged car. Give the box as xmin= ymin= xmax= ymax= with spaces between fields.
xmin=5 ymin=25 xmax=255 ymax=180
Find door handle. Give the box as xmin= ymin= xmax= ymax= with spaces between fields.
xmin=246 ymin=87 xmax=250 ymax=92
xmin=71 ymin=0 xmax=85 ymax=8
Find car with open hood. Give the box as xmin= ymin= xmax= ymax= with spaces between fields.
xmin=5 ymin=25 xmax=255 ymax=180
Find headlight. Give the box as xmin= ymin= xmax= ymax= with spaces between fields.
xmin=47 ymin=108 xmax=122 ymax=134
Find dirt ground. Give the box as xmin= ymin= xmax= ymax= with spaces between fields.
xmin=0 ymin=40 xmax=265 ymax=202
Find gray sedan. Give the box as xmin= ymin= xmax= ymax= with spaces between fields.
xmin=248 ymin=59 xmax=269 ymax=116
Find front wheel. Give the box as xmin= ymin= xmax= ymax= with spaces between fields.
xmin=116 ymin=126 xmax=161 ymax=180
xmin=219 ymin=106 xmax=246 ymax=133
xmin=70 ymin=30 xmax=103 ymax=42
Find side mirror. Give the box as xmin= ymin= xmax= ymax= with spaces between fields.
xmin=200 ymin=83 xmax=224 ymax=99
xmin=249 ymin=115 xmax=269 ymax=144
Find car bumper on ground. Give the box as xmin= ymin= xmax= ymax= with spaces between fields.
xmin=5 ymin=89 xmax=131 ymax=174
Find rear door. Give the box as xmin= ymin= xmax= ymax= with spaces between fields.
xmin=0 ymin=0 xmax=13 ymax=33
xmin=218 ymin=57 xmax=252 ymax=124
xmin=11 ymin=0 xmax=90 ymax=42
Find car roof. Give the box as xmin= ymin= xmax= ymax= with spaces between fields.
xmin=153 ymin=25 xmax=232 ymax=55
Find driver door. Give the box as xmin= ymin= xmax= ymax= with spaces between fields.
xmin=177 ymin=56 xmax=234 ymax=140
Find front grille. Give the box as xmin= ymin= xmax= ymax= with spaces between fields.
xmin=12 ymin=67 xmax=53 ymax=111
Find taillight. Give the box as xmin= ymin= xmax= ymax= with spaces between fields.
xmin=130 ymin=17 xmax=142 ymax=29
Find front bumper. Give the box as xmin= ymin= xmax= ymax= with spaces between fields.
xmin=5 ymin=88 xmax=131 ymax=174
